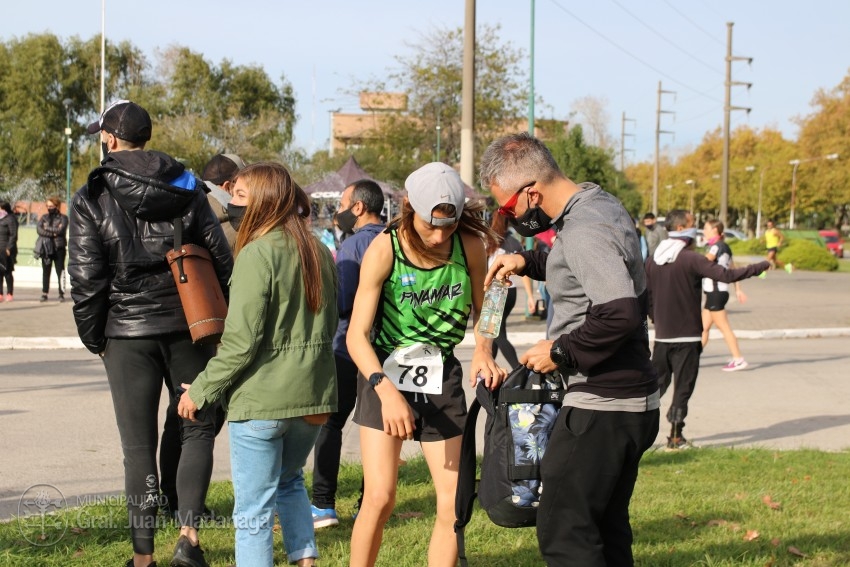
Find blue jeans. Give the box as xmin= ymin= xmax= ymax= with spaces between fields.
xmin=230 ymin=418 xmax=321 ymax=566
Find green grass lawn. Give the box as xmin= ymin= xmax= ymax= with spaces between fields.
xmin=3 ymin=449 xmax=850 ymax=566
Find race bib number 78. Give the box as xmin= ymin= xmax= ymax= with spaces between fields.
xmin=382 ymin=343 xmax=443 ymax=395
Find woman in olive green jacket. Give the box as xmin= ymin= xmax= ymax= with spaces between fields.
xmin=179 ymin=162 xmax=338 ymax=567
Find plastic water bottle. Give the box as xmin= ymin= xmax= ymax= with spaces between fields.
xmin=478 ymin=279 xmax=510 ymax=339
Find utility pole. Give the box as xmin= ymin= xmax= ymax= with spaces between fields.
xmin=459 ymin=0 xmax=475 ymax=186
xmin=620 ymin=112 xmax=635 ymax=172
xmin=528 ymin=0 xmax=535 ymax=137
xmin=653 ymin=81 xmax=675 ymax=216
xmin=721 ymin=21 xmax=752 ymax=225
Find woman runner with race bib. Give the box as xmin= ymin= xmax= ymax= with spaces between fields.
xmin=347 ymin=162 xmax=506 ymax=567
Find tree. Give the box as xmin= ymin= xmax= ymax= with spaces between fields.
xmin=796 ymin=70 xmax=850 ymax=229
xmin=346 ymin=24 xmax=529 ymax=185
xmin=547 ymin=125 xmax=642 ymax=217
xmin=569 ymin=95 xmax=615 ymax=151
xmin=140 ymin=46 xmax=297 ymax=173
xmin=0 ymin=33 xmax=80 ymax=196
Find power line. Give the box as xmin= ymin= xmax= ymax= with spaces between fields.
xmin=608 ymin=0 xmax=723 ymax=75
xmin=545 ymin=0 xmax=723 ymax=104
xmin=677 ymin=104 xmax=724 ymax=124
xmin=661 ymin=0 xmax=726 ymax=46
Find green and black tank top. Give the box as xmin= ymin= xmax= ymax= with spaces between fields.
xmin=373 ymin=227 xmax=472 ymax=357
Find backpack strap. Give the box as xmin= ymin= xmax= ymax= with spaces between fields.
xmin=454 ymin=396 xmax=482 ymax=567
xmin=172 ymin=216 xmax=188 ymax=283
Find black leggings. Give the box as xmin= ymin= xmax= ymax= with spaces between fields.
xmin=41 ymin=248 xmax=66 ymax=296
xmin=491 ymin=287 xmax=520 ymax=369
xmin=102 ymin=334 xmax=217 ymax=555
xmin=311 ymin=354 xmax=360 ymax=509
xmin=0 ymin=254 xmax=12 ymax=295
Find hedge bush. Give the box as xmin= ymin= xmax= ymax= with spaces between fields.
xmin=729 ymin=237 xmax=766 ymax=256
xmin=779 ymin=239 xmax=839 ymax=271
xmin=728 ymin=237 xmax=838 ymax=271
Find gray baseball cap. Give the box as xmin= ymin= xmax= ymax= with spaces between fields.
xmin=405 ymin=162 xmax=465 ymax=226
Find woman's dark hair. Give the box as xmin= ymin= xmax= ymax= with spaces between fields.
xmin=232 ymin=162 xmax=325 ymax=313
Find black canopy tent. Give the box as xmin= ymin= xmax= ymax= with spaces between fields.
xmin=303 ymin=156 xmax=396 ymax=199
xmin=303 ymin=157 xmax=487 ymax=227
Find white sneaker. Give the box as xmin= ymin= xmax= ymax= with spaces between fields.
xmin=722 ymin=359 xmax=748 ymax=372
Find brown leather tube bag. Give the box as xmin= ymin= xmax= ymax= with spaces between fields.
xmin=166 ymin=217 xmax=228 ymax=344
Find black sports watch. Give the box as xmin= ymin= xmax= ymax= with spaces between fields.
xmin=368 ymin=372 xmax=386 ymax=389
xmin=549 ymin=342 xmax=570 ymax=370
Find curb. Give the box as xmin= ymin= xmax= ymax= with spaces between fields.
xmin=5 ymin=328 xmax=849 ymax=351
xmin=457 ymin=328 xmax=850 ymax=347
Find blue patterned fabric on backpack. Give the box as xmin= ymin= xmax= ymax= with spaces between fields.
xmin=505 ymin=379 xmax=561 ymax=509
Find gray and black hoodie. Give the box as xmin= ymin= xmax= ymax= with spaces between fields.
xmin=518 ymin=183 xmax=659 ymax=412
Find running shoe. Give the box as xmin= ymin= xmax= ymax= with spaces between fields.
xmin=785 ymin=263 xmax=794 ymax=274
xmin=665 ymin=436 xmax=694 ymax=450
xmin=3 ymin=293 xmax=11 ymax=302
xmin=722 ymin=359 xmax=749 ymax=372
xmin=311 ymin=505 xmax=339 ymax=528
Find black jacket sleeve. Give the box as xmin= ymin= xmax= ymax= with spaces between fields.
xmin=553 ymin=296 xmax=643 ymax=374
xmin=68 ymin=191 xmax=110 ymax=354
xmin=518 ymin=249 xmax=548 ymax=281
xmin=36 ymin=215 xmax=52 ymax=237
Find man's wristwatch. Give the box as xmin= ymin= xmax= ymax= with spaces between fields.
xmin=368 ymin=372 xmax=386 ymax=389
xmin=549 ymin=342 xmax=570 ymax=370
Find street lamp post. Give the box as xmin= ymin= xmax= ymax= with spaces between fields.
xmin=743 ymin=165 xmax=756 ymax=234
xmin=63 ymin=98 xmax=73 ymax=207
xmin=434 ymin=97 xmax=444 ymax=163
xmin=789 ymin=153 xmax=839 ymax=229
xmin=756 ymin=167 xmax=767 ymax=238
xmin=685 ymin=179 xmax=696 ymax=213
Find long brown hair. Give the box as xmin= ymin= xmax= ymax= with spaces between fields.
xmin=390 ymin=198 xmax=498 ymax=266
xmin=232 ymin=162 xmax=325 ymax=313
xmin=485 ymin=213 xmax=509 ymax=256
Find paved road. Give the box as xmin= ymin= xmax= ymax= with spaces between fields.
xmin=3 ymin=336 xmax=850 ymax=521
xmin=3 ymin=261 xmax=850 ymax=345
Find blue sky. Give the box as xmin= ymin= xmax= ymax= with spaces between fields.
xmin=3 ymin=0 xmax=848 ymax=163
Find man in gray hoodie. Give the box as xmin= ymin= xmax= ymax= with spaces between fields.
xmin=482 ymin=132 xmax=658 ymax=567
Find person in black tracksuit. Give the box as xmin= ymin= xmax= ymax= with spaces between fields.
xmin=36 ymin=197 xmax=69 ymax=302
xmin=645 ymin=209 xmax=769 ymax=449
xmin=69 ymin=100 xmax=233 ymax=567
xmin=0 ymin=201 xmax=18 ymax=300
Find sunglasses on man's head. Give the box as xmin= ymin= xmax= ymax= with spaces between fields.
xmin=497 ymin=182 xmax=535 ymax=218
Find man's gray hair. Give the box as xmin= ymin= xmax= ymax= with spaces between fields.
xmin=479 ymin=132 xmax=561 ymax=193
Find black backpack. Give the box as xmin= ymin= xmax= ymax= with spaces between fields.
xmin=454 ymin=364 xmax=564 ymax=565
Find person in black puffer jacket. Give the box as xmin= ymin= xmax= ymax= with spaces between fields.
xmin=0 ymin=200 xmax=18 ymax=301
xmin=36 ymin=196 xmax=69 ymax=302
xmin=68 ymin=100 xmax=233 ymax=567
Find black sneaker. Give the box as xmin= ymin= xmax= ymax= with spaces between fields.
xmin=59 ymin=295 xmax=66 ymax=303
xmin=171 ymin=535 xmax=209 ymax=567
xmin=39 ymin=294 xmax=48 ymax=302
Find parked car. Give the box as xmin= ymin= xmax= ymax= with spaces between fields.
xmin=818 ymin=230 xmax=844 ymax=258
